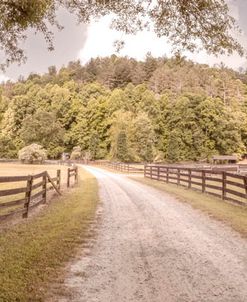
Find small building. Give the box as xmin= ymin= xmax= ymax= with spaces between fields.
xmin=212 ymin=155 xmax=238 ymax=165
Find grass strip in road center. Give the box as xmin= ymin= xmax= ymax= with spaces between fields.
xmin=130 ymin=176 xmax=247 ymax=238
xmin=0 ymin=168 xmax=98 ymax=302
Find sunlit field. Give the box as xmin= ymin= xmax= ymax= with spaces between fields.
xmin=0 ymin=163 xmax=68 ymax=179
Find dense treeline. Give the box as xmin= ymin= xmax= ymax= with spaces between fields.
xmin=0 ymin=54 xmax=247 ymax=162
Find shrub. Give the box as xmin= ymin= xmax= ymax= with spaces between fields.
xmin=70 ymin=146 xmax=82 ymax=160
xmin=18 ymin=144 xmax=47 ymax=164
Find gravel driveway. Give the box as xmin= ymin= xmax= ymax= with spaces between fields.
xmin=59 ymin=166 xmax=247 ymax=302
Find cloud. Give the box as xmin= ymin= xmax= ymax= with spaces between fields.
xmin=1 ymin=1 xmax=246 ymax=81
xmin=0 ymin=74 xmax=10 ymax=83
xmin=79 ymin=3 xmax=247 ymax=70
xmin=78 ymin=16 xmax=173 ymax=63
xmin=2 ymin=9 xmax=88 ymax=80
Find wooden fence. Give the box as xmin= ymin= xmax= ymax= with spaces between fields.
xmin=144 ymin=165 xmax=247 ymax=206
xmin=92 ymin=161 xmax=144 ymax=173
xmin=0 ymin=167 xmax=78 ymax=222
xmin=67 ymin=166 xmax=78 ymax=187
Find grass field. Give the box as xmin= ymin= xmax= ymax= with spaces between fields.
xmin=130 ymin=176 xmax=247 ymax=237
xmin=0 ymin=167 xmax=98 ymax=301
xmin=0 ymin=163 xmax=69 ymax=185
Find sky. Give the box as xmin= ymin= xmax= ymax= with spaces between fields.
xmin=1 ymin=0 xmax=247 ymax=82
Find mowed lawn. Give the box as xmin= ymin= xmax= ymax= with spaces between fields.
xmin=0 ymin=163 xmax=70 ymax=215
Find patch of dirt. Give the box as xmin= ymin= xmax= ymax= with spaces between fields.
xmin=53 ymin=167 xmax=247 ymax=302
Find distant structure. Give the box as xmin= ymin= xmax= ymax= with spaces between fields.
xmin=212 ymin=155 xmax=238 ymax=164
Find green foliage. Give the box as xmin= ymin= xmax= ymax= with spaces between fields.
xmin=115 ymin=131 xmax=129 ymax=162
xmin=132 ymin=112 xmax=155 ymax=162
xmin=70 ymin=146 xmax=82 ymax=160
xmin=19 ymin=110 xmax=64 ymax=158
xmin=18 ymin=143 xmax=47 ymax=164
xmin=1 ymin=55 xmax=247 ymax=162
xmin=0 ymin=134 xmax=17 ymax=158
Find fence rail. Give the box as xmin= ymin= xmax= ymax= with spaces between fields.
xmin=0 ymin=170 xmax=63 ymax=222
xmin=145 ymin=165 xmax=247 ymax=206
xmin=0 ymin=166 xmax=78 ymax=223
xmin=67 ymin=166 xmax=78 ymax=187
xmin=92 ymin=161 xmax=144 ymax=173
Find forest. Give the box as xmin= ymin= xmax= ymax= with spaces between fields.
xmin=0 ymin=54 xmax=247 ymax=163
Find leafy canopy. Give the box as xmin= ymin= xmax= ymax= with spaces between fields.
xmin=0 ymin=0 xmax=244 ymax=69
xmin=1 ymin=55 xmax=247 ymax=162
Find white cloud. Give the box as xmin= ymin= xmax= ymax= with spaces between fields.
xmin=78 ymin=16 xmax=173 ymax=63
xmin=0 ymin=74 xmax=10 ymax=83
xmin=79 ymin=13 xmax=247 ymax=70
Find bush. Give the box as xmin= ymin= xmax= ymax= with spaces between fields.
xmin=18 ymin=144 xmax=47 ymax=164
xmin=70 ymin=146 xmax=82 ymax=160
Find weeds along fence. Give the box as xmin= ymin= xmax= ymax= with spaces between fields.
xmin=145 ymin=165 xmax=247 ymax=206
xmin=0 ymin=167 xmax=78 ymax=222
xmin=92 ymin=161 xmax=144 ymax=173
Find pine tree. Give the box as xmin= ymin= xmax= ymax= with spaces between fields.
xmin=116 ymin=131 xmax=129 ymax=162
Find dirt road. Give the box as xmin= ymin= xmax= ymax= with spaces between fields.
xmin=59 ymin=166 xmax=247 ymax=302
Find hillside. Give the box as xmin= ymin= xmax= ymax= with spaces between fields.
xmin=1 ymin=54 xmax=247 ymax=162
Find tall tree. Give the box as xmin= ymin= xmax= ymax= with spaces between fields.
xmin=19 ymin=110 xmax=64 ymax=158
xmin=115 ymin=130 xmax=129 ymax=162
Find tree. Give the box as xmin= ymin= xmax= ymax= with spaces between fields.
xmin=109 ymin=111 xmax=133 ymax=161
xmin=132 ymin=112 xmax=155 ymax=162
xmin=18 ymin=144 xmax=47 ymax=164
xmin=115 ymin=130 xmax=129 ymax=162
xmin=19 ymin=110 xmax=64 ymax=158
xmin=1 ymin=54 xmax=247 ymax=162
xmin=88 ymin=131 xmax=99 ymax=160
xmin=0 ymin=134 xmax=17 ymax=158
xmin=0 ymin=1 xmax=244 ymax=68
xmin=70 ymin=146 xmax=82 ymax=160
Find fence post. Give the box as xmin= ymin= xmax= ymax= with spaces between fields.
xmin=222 ymin=171 xmax=226 ymax=200
xmin=57 ymin=169 xmax=61 ymax=190
xmin=244 ymin=176 xmax=247 ymax=198
xmin=166 ymin=167 xmax=169 ymax=183
xmin=188 ymin=169 xmax=191 ymax=188
xmin=157 ymin=166 xmax=160 ymax=180
xmin=144 ymin=164 xmax=146 ymax=178
xmin=23 ymin=175 xmax=33 ymax=218
xmin=75 ymin=166 xmax=78 ymax=183
xmin=67 ymin=168 xmax=70 ymax=188
xmin=42 ymin=172 xmax=47 ymax=204
xmin=202 ymin=170 xmax=206 ymax=193
xmin=177 ymin=168 xmax=180 ymax=185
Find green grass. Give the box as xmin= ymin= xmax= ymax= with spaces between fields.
xmin=0 ymin=167 xmax=98 ymax=302
xmin=130 ymin=176 xmax=247 ymax=237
